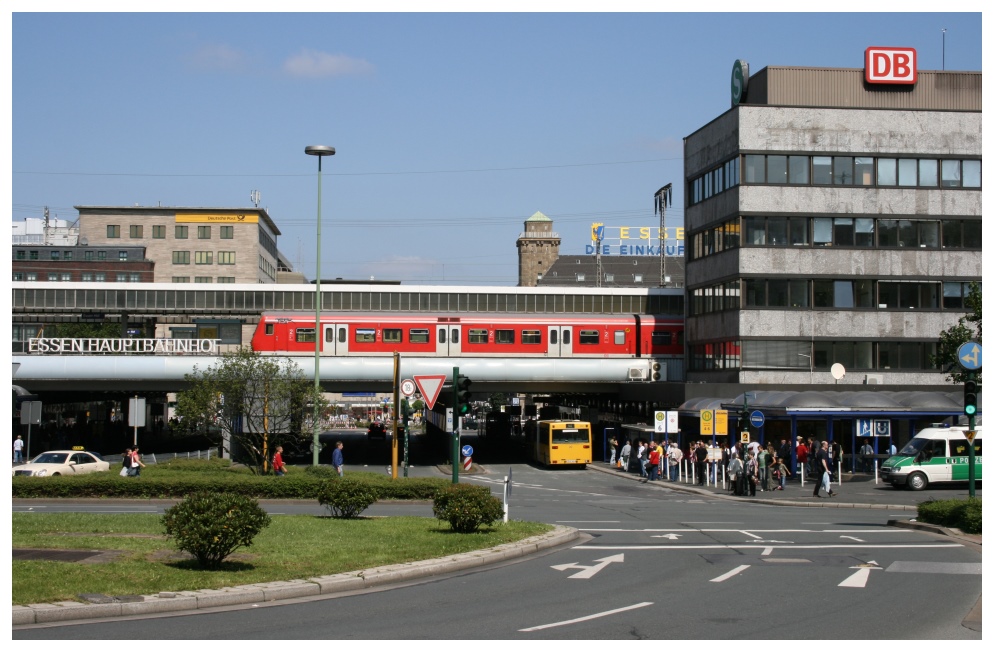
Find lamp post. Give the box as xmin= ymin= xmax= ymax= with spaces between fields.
xmin=798 ymin=353 xmax=813 ymax=385
xmin=305 ymin=145 xmax=335 ymax=466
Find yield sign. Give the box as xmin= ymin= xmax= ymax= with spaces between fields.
xmin=413 ymin=374 xmax=447 ymax=410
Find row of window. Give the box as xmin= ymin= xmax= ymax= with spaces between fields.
xmin=15 ymin=249 xmax=135 ymax=261
xmin=171 ymin=251 xmax=236 ymax=265
xmin=691 ymin=216 xmax=981 ymax=261
xmin=259 ymin=255 xmax=276 ymax=281
xmin=689 ymin=154 xmax=981 ymax=206
xmin=171 ymin=277 xmax=237 ymax=283
xmin=107 ymin=225 xmax=236 ymax=239
xmin=690 ymin=280 xmax=978 ymax=315
xmin=689 ymin=339 xmax=939 ymax=372
xmin=13 ymin=272 xmax=143 ymax=282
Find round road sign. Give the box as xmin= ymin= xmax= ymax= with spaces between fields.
xmin=750 ymin=410 xmax=765 ymax=428
xmin=461 ymin=444 xmax=474 ymax=457
xmin=400 ymin=379 xmax=416 ymax=397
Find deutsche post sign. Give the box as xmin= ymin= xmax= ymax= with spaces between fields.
xmin=176 ymin=212 xmax=259 ymax=224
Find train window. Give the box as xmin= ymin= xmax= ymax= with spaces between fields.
xmin=438 ymin=329 xmax=446 ymax=344
xmin=325 ymin=328 xmax=334 ymax=342
xmin=651 ymin=331 xmax=672 ymax=346
xmin=563 ymin=330 xmax=571 ymax=345
xmin=410 ymin=329 xmax=429 ymax=343
xmin=383 ymin=328 xmax=402 ymax=343
xmin=296 ymin=328 xmax=316 ymax=343
xmin=495 ymin=329 xmax=515 ymax=344
xmin=265 ymin=324 xmax=274 ymax=335
xmin=355 ymin=329 xmax=376 ymax=343
xmin=579 ymin=330 xmax=600 ymax=345
xmin=338 ymin=327 xmax=346 ymax=343
xmin=613 ymin=330 xmax=625 ymax=345
xmin=550 ymin=330 xmax=558 ymax=345
xmin=522 ymin=330 xmax=542 ymax=344
xmin=451 ymin=328 xmax=460 ymax=344
xmin=468 ymin=329 xmax=488 ymax=344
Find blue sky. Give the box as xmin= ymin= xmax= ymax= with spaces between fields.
xmin=8 ymin=8 xmax=985 ymax=285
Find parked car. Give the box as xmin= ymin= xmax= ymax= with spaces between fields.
xmin=12 ymin=450 xmax=110 ymax=477
xmin=367 ymin=422 xmax=387 ymax=440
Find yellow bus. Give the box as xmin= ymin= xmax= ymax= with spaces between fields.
xmin=527 ymin=420 xmax=593 ymax=467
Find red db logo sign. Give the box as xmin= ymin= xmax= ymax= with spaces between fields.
xmin=865 ymin=47 xmax=917 ymax=85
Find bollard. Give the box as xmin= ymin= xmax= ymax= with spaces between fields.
xmin=874 ymin=459 xmax=879 ymax=485
xmin=800 ymin=464 xmax=805 ymax=488
xmin=837 ymin=460 xmax=843 ymax=484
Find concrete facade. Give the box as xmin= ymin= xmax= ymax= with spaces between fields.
xmin=76 ymin=206 xmax=282 ymax=284
xmin=683 ymin=67 xmax=981 ymax=389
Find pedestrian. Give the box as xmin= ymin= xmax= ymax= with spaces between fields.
xmin=668 ymin=441 xmax=682 ymax=481
xmin=745 ymin=453 xmax=759 ymax=496
xmin=13 ymin=435 xmax=24 ymax=464
xmin=637 ymin=441 xmax=648 ymax=478
xmin=608 ymin=434 xmax=619 ymax=466
xmin=694 ymin=441 xmax=708 ymax=485
xmin=813 ymin=441 xmax=836 ymax=497
xmin=128 ymin=447 xmax=146 ymax=477
xmin=332 ymin=440 xmax=345 ymax=477
xmin=272 ymin=445 xmax=287 ymax=476
xmin=655 ymin=440 xmax=666 ymax=479
xmin=778 ymin=438 xmax=791 ymax=471
xmin=859 ymin=439 xmax=874 ymax=473
xmin=646 ymin=445 xmax=660 ymax=482
xmin=120 ymin=447 xmax=132 ymax=476
xmin=620 ymin=439 xmax=631 ymax=472
xmin=831 ymin=440 xmax=844 ymax=473
xmin=757 ymin=445 xmax=770 ymax=491
xmin=796 ymin=438 xmax=809 ymax=479
xmin=771 ymin=455 xmax=790 ymax=490
xmin=727 ymin=455 xmax=743 ymax=495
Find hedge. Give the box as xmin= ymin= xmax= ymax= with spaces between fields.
xmin=917 ymin=497 xmax=982 ymax=534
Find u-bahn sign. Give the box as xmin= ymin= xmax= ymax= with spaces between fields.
xmin=27 ymin=338 xmax=219 ymax=354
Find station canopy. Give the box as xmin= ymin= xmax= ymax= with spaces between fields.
xmin=678 ymin=390 xmax=977 ymax=418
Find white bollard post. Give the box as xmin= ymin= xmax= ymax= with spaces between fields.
xmin=874 ymin=459 xmax=879 ymax=485
xmin=801 ymin=464 xmax=805 ymax=488
xmin=837 ymin=460 xmax=843 ymax=484
xmin=691 ymin=460 xmax=696 ymax=485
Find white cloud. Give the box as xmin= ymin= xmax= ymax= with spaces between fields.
xmin=185 ymin=43 xmax=247 ymax=72
xmin=283 ymin=49 xmax=375 ymax=78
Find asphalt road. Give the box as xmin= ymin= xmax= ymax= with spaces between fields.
xmin=12 ymin=461 xmax=981 ymax=640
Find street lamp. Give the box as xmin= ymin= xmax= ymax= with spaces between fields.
xmin=798 ymin=353 xmax=813 ymax=384
xmin=305 ymin=145 xmax=335 ymax=466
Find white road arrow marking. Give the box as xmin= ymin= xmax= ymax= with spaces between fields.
xmin=551 ymin=553 xmax=625 ymax=579
xmin=839 ymin=561 xmax=882 ymax=588
xmin=650 ymin=533 xmax=682 ymax=540
xmin=840 ymin=535 xmax=865 ymax=542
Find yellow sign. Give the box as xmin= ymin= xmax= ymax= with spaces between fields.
xmin=700 ymin=409 xmax=714 ymax=436
xmin=966 ymin=430 xmax=977 ymax=443
xmin=176 ymin=212 xmax=259 ymax=224
xmin=591 ymin=222 xmax=604 ymax=241
xmin=715 ymin=410 xmax=728 ymax=435
xmin=740 ymin=431 xmax=751 ymax=443
xmin=589 ymin=224 xmax=686 ymax=242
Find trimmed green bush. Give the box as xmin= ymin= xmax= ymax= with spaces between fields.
xmin=917 ymin=497 xmax=982 ymax=534
xmin=317 ymin=478 xmax=379 ymax=518
xmin=161 ymin=492 xmax=272 ymax=569
xmin=432 ymin=483 xmax=504 ymax=533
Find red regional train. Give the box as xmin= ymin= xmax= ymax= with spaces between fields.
xmin=251 ymin=312 xmax=682 ymax=361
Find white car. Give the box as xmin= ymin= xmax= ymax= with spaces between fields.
xmin=12 ymin=450 xmax=110 ymax=477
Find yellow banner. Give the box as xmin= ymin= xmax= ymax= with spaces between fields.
xmin=700 ymin=409 xmax=714 ymax=436
xmin=176 ymin=213 xmax=259 ymax=224
xmin=715 ymin=410 xmax=728 ymax=435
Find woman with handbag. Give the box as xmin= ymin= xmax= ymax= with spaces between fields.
xmin=745 ymin=453 xmax=759 ymax=496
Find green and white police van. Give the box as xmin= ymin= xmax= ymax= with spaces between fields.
xmin=881 ymin=425 xmax=982 ymax=491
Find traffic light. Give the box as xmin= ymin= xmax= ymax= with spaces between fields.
xmin=963 ymin=377 xmax=978 ymax=416
xmin=456 ymin=374 xmax=472 ymax=416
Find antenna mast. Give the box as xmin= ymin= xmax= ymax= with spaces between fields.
xmin=654 ymin=184 xmax=673 ymax=287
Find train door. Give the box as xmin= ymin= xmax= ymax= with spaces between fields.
xmin=436 ymin=325 xmax=462 ymax=356
xmin=547 ymin=326 xmax=573 ymax=357
xmin=322 ymin=323 xmax=349 ymax=356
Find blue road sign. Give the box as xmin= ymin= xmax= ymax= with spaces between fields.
xmin=750 ymin=410 xmax=765 ymax=428
xmin=958 ymin=342 xmax=982 ymax=371
xmin=857 ymin=418 xmax=872 ymax=438
xmin=461 ymin=444 xmax=474 ymax=458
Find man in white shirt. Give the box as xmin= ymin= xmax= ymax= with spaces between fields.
xmin=13 ymin=435 xmax=24 ymax=464
xmin=668 ymin=442 xmax=683 ymax=481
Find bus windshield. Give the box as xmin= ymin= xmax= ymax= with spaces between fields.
xmin=552 ymin=427 xmax=590 ymax=444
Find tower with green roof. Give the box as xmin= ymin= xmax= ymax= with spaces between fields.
xmin=516 ymin=211 xmax=560 ymax=287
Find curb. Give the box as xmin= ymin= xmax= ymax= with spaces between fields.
xmin=12 ymin=525 xmax=578 ymax=627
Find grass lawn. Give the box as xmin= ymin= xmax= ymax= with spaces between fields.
xmin=12 ymin=512 xmax=552 ymax=606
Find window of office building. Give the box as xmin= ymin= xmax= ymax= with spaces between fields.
xmin=97 ymin=251 xmax=107 ymax=260
xmin=172 ymin=251 xmax=190 ymax=264
xmin=26 ymin=272 xmax=37 ymax=281
xmin=107 ymin=225 xmax=120 ymax=238
xmin=176 ymin=225 xmax=188 ymax=239
xmin=130 ymin=225 xmax=143 ymax=238
xmin=217 ymin=276 xmax=235 ymax=283
xmin=81 ymin=273 xmax=92 ymax=282
xmin=116 ymin=273 xmax=128 ymax=282
xmin=13 ymin=272 xmax=23 ymax=281
xmin=198 ymin=226 xmax=211 ymax=239
xmin=119 ymin=251 xmax=128 ymax=261
xmin=152 ymin=225 xmax=166 ymax=238
xmin=15 ymin=250 xmax=25 ymax=260
xmin=195 ymin=251 xmax=213 ymax=264
xmin=218 ymin=251 xmax=235 ymax=265
xmin=220 ymin=226 xmax=234 ymax=239
xmin=172 ymin=276 xmax=189 ymax=283
xmin=50 ymin=250 xmax=60 ymax=260
xmin=195 ymin=276 xmax=213 ymax=283
xmin=84 ymin=250 xmax=93 ymax=261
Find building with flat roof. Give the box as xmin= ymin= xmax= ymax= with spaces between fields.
xmin=75 ymin=206 xmax=283 ymax=284
xmin=683 ymin=62 xmax=981 ymax=394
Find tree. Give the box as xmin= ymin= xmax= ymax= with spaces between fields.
xmin=175 ymin=348 xmax=328 ymax=474
xmin=931 ymin=282 xmax=982 ymax=384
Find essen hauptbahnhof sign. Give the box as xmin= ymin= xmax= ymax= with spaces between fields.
xmin=27 ymin=338 xmax=219 ymax=354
